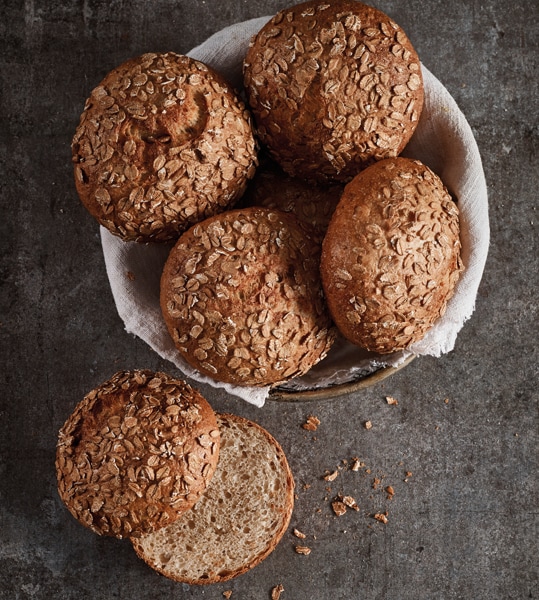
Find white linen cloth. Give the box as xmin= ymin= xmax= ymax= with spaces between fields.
xmin=100 ymin=17 xmax=489 ymax=407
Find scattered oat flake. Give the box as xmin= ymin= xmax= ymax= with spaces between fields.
xmin=386 ymin=395 xmax=398 ymax=405
xmin=351 ymin=458 xmax=361 ymax=471
xmin=364 ymin=420 xmax=373 ymax=430
xmin=386 ymin=485 xmax=395 ymax=499
xmin=293 ymin=528 xmax=306 ymax=539
xmin=271 ymin=584 xmax=285 ymax=600
xmin=295 ymin=545 xmax=311 ymax=555
xmin=374 ymin=512 xmax=389 ymax=524
xmin=223 ymin=592 xmax=232 ymax=599
xmin=332 ymin=500 xmax=347 ymax=516
xmin=324 ymin=470 xmax=339 ymax=482
xmin=302 ymin=415 xmax=320 ymax=431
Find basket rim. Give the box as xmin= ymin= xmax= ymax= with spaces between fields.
xmin=268 ymin=354 xmax=416 ymax=402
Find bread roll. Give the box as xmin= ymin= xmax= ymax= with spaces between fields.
xmin=240 ymin=155 xmax=343 ymax=245
xmin=321 ymin=157 xmax=463 ymax=353
xmin=132 ymin=412 xmax=294 ymax=584
xmin=55 ymin=370 xmax=220 ymax=538
xmin=244 ymin=0 xmax=424 ymax=182
xmin=160 ymin=207 xmax=336 ymax=386
xmin=72 ymin=52 xmax=258 ymax=242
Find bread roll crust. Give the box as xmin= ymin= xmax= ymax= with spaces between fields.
xmin=132 ymin=412 xmax=295 ymax=584
xmin=244 ymin=0 xmax=424 ymax=182
xmin=160 ymin=207 xmax=336 ymax=386
xmin=56 ymin=370 xmax=220 ymax=538
xmin=321 ymin=157 xmax=463 ymax=353
xmin=72 ymin=52 xmax=257 ymax=242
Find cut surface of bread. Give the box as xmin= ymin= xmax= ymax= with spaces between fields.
xmin=132 ymin=412 xmax=295 ymax=584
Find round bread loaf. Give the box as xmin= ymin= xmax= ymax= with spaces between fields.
xmin=160 ymin=207 xmax=336 ymax=386
xmin=240 ymin=155 xmax=343 ymax=245
xmin=55 ymin=370 xmax=220 ymax=538
xmin=72 ymin=52 xmax=258 ymax=242
xmin=321 ymin=157 xmax=463 ymax=353
xmin=244 ymin=0 xmax=424 ymax=182
xmin=132 ymin=412 xmax=295 ymax=584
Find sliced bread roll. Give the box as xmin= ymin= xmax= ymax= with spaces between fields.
xmin=131 ymin=413 xmax=295 ymax=584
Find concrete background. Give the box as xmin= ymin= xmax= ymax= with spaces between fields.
xmin=1 ymin=0 xmax=537 ymax=598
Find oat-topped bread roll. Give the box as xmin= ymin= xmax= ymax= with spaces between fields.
xmin=240 ymin=156 xmax=344 ymax=245
xmin=72 ymin=52 xmax=258 ymax=242
xmin=56 ymin=370 xmax=220 ymax=538
xmin=160 ymin=207 xmax=336 ymax=386
xmin=321 ymin=157 xmax=463 ymax=353
xmin=132 ymin=412 xmax=294 ymax=584
xmin=244 ymin=0 xmax=423 ymax=183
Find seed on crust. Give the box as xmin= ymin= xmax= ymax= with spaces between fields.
xmin=160 ymin=207 xmax=336 ymax=386
xmin=72 ymin=52 xmax=258 ymax=242
xmin=55 ymin=370 xmax=220 ymax=538
xmin=244 ymin=0 xmax=424 ymax=182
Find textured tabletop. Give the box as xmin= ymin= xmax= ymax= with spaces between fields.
xmin=1 ymin=1 xmax=538 ymax=598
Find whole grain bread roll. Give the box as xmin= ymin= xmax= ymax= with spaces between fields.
xmin=240 ymin=155 xmax=344 ymax=245
xmin=132 ymin=412 xmax=294 ymax=584
xmin=160 ymin=206 xmax=336 ymax=386
xmin=244 ymin=0 xmax=424 ymax=182
xmin=72 ymin=52 xmax=258 ymax=242
xmin=321 ymin=157 xmax=463 ymax=353
xmin=55 ymin=370 xmax=220 ymax=538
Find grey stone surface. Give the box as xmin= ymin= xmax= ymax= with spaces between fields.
xmin=1 ymin=0 xmax=537 ymax=598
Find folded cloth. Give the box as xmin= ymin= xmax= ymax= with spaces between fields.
xmin=100 ymin=17 xmax=489 ymax=407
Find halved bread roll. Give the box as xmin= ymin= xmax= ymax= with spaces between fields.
xmin=132 ymin=412 xmax=295 ymax=584
xmin=55 ymin=370 xmax=220 ymax=539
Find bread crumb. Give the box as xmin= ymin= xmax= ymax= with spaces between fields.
xmin=223 ymin=592 xmax=232 ymax=599
xmin=350 ymin=457 xmax=366 ymax=471
xmin=324 ymin=470 xmax=339 ymax=482
xmin=295 ymin=545 xmax=311 ymax=555
xmin=404 ymin=471 xmax=413 ymax=482
xmin=293 ymin=528 xmax=306 ymax=539
xmin=374 ymin=512 xmax=389 ymax=524
xmin=372 ymin=477 xmax=382 ymax=490
xmin=385 ymin=395 xmax=399 ymax=405
xmin=444 ymin=398 xmax=450 ymax=404
xmin=364 ymin=420 xmax=373 ymax=430
xmin=332 ymin=500 xmax=347 ymax=516
xmin=302 ymin=415 xmax=320 ymax=431
xmin=385 ymin=485 xmax=395 ymax=499
xmin=271 ymin=584 xmax=285 ymax=599
xmin=342 ymin=495 xmax=359 ymax=511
